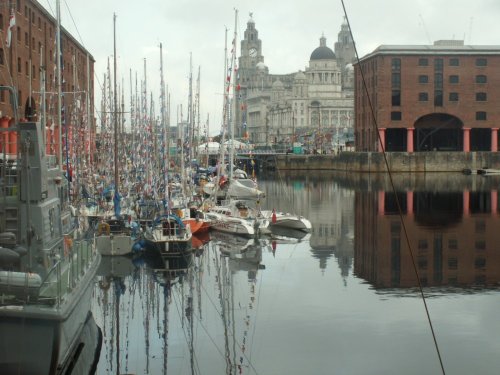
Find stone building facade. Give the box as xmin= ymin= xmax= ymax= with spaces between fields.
xmin=354 ymin=41 xmax=500 ymax=152
xmin=236 ymin=16 xmax=355 ymax=151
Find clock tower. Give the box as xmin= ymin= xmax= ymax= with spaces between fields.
xmin=236 ymin=13 xmax=266 ymax=138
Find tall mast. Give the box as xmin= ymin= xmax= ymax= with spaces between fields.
xmin=188 ymin=53 xmax=193 ymax=166
xmin=86 ymin=53 xmax=91 ymax=167
xmin=229 ymin=9 xmax=238 ymax=180
xmin=113 ymin=13 xmax=119 ymax=194
xmin=159 ymin=43 xmax=169 ymax=209
xmin=56 ymin=0 xmax=63 ymax=170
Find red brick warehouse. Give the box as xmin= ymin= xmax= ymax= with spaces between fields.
xmin=354 ymin=40 xmax=500 ymax=153
xmin=0 ymin=0 xmax=95 ymax=162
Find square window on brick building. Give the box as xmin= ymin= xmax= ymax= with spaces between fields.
xmin=449 ymin=58 xmax=459 ymax=66
xmin=418 ymin=58 xmax=428 ymax=66
xmin=418 ymin=75 xmax=428 ymax=84
xmin=476 ymin=92 xmax=487 ymax=101
xmin=449 ymin=75 xmax=459 ymax=84
xmin=449 ymin=92 xmax=459 ymax=101
xmin=476 ymin=75 xmax=487 ymax=84
xmin=476 ymin=111 xmax=487 ymax=120
xmin=419 ymin=92 xmax=428 ymax=101
xmin=391 ymin=111 xmax=402 ymax=121
xmin=476 ymin=58 xmax=487 ymax=66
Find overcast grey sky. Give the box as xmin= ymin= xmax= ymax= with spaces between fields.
xmin=53 ymin=0 xmax=500 ymax=135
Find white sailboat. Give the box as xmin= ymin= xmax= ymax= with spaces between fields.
xmin=95 ymin=14 xmax=134 ymax=256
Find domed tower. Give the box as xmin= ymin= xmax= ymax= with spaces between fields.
xmin=307 ymin=35 xmax=342 ymax=98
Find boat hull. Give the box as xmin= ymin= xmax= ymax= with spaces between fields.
xmin=96 ymin=234 xmax=133 ymax=256
xmin=0 ymin=246 xmax=100 ymax=374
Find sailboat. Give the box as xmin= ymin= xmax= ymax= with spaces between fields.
xmin=95 ymin=14 xmax=135 ymax=256
xmin=142 ymin=43 xmax=192 ymax=255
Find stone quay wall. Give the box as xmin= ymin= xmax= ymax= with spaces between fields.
xmin=273 ymin=152 xmax=500 ymax=172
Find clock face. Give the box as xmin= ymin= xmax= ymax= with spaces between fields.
xmin=249 ymin=47 xmax=257 ymax=57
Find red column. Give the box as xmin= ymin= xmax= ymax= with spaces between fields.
xmin=463 ymin=190 xmax=470 ymax=217
xmin=463 ymin=127 xmax=471 ymax=152
xmin=378 ymin=191 xmax=385 ymax=215
xmin=378 ymin=128 xmax=386 ymax=152
xmin=407 ymin=128 xmax=414 ymax=153
xmin=491 ymin=190 xmax=497 ymax=215
xmin=407 ymin=191 xmax=414 ymax=215
xmin=491 ymin=128 xmax=498 ymax=152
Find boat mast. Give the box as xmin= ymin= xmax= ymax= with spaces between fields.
xmin=229 ymin=9 xmax=238 ymax=180
xmin=113 ymin=13 xmax=119 ymax=195
xmin=159 ymin=43 xmax=169 ymax=212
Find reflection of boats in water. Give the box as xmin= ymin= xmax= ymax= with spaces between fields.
xmin=270 ymin=226 xmax=312 ymax=241
xmin=0 ymin=117 xmax=101 ymax=373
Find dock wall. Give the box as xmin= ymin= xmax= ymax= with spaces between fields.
xmin=271 ymin=152 xmax=500 ymax=172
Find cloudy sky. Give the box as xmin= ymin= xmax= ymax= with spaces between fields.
xmin=51 ymin=0 xmax=500 ymax=135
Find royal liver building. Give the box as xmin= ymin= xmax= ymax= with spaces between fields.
xmin=236 ymin=15 xmax=355 ymax=151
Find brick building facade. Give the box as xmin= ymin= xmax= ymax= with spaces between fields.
xmin=0 ymin=0 xmax=95 ymax=160
xmin=354 ymin=41 xmax=500 ymax=152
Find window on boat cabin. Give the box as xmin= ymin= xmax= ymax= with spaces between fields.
xmin=476 ymin=75 xmax=487 ymax=84
xmin=476 ymin=58 xmax=487 ymax=67
xmin=418 ymin=92 xmax=428 ymax=101
xmin=476 ymin=111 xmax=487 ymax=121
xmin=449 ymin=92 xmax=459 ymax=102
xmin=418 ymin=58 xmax=428 ymax=66
xmin=475 ymin=92 xmax=487 ymax=101
xmin=449 ymin=58 xmax=459 ymax=66
xmin=449 ymin=75 xmax=459 ymax=84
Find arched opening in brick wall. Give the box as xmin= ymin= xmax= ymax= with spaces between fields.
xmin=414 ymin=113 xmax=463 ymax=151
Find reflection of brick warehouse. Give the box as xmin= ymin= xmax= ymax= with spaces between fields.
xmin=355 ymin=40 xmax=500 ymax=152
xmin=0 ymin=1 xmax=95 ymax=160
xmin=354 ymin=189 xmax=500 ymax=289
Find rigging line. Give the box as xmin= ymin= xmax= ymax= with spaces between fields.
xmin=340 ymin=2 xmax=447 ymax=375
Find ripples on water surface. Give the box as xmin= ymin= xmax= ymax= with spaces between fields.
xmin=89 ymin=172 xmax=500 ymax=375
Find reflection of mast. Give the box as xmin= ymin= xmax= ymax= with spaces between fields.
xmin=215 ymin=253 xmax=232 ymax=373
xmin=162 ymin=281 xmax=170 ymax=375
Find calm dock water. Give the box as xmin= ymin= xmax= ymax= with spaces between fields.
xmin=89 ymin=171 xmax=500 ymax=375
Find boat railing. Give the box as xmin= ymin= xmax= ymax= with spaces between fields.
xmin=37 ymin=237 xmax=97 ymax=307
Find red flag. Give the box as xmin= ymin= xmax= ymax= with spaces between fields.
xmin=272 ymin=208 xmax=277 ymax=224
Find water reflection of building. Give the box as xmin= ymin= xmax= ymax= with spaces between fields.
xmin=261 ymin=172 xmax=354 ymax=275
xmin=353 ymin=173 xmax=500 ymax=289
